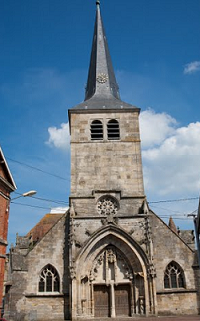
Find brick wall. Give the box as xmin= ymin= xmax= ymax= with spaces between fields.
xmin=0 ymin=185 xmax=9 ymax=315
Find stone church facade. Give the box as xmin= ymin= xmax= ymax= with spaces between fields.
xmin=4 ymin=2 xmax=200 ymax=321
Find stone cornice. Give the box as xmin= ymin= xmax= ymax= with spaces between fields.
xmin=0 ymin=237 xmax=8 ymax=246
xmin=25 ymin=293 xmax=64 ymax=298
xmin=157 ymin=289 xmax=197 ymax=295
xmin=0 ymin=176 xmax=15 ymax=192
xmin=0 ymin=190 xmax=10 ymax=200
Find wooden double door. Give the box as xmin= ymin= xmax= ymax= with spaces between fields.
xmin=94 ymin=284 xmax=131 ymax=317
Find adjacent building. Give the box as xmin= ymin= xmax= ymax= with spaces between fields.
xmin=4 ymin=2 xmax=200 ymax=320
xmin=0 ymin=146 xmax=16 ymax=316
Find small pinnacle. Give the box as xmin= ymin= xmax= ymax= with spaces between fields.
xmin=96 ymin=0 xmax=100 ymax=5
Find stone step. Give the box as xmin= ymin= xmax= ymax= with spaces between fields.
xmin=65 ymin=318 xmax=151 ymax=321
xmin=64 ymin=316 xmax=200 ymax=321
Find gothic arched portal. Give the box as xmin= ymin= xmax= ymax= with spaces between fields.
xmin=70 ymin=226 xmax=155 ymax=319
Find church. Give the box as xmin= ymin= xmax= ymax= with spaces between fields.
xmin=4 ymin=2 xmax=200 ymax=320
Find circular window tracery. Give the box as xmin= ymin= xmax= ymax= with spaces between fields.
xmin=97 ymin=196 xmax=118 ymax=216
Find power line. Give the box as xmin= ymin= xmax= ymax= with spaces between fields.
xmin=7 ymin=157 xmax=69 ymax=181
xmin=32 ymin=195 xmax=69 ymax=205
xmin=5 ymin=157 xmax=200 ymax=205
xmin=159 ymin=216 xmax=192 ymax=221
xmin=10 ymin=200 xmax=195 ymax=221
xmin=13 ymin=192 xmax=69 ymax=205
xmin=148 ymin=197 xmax=199 ymax=204
xmin=12 ymin=192 xmax=199 ymax=209
xmin=150 ymin=204 xmax=185 ymax=215
xmin=11 ymin=201 xmax=50 ymax=210
xmin=12 ymin=192 xmax=199 ymax=213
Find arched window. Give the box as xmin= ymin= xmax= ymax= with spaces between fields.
xmin=90 ymin=120 xmax=103 ymax=140
xmin=107 ymin=119 xmax=120 ymax=140
xmin=164 ymin=262 xmax=185 ymax=289
xmin=39 ymin=264 xmax=60 ymax=292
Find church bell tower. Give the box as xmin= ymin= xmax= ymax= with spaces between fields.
xmin=68 ymin=1 xmax=145 ymax=216
xmin=67 ymin=2 xmax=154 ymax=319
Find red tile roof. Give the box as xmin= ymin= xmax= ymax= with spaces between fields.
xmin=26 ymin=213 xmax=64 ymax=243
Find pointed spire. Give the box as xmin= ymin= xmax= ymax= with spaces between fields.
xmin=139 ymin=199 xmax=149 ymax=214
xmin=85 ymin=1 xmax=120 ymax=101
xmin=70 ymin=2 xmax=139 ymax=110
xmin=70 ymin=202 xmax=76 ymax=217
xmin=168 ymin=216 xmax=178 ymax=234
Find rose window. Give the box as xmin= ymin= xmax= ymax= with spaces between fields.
xmin=97 ymin=197 xmax=118 ymax=215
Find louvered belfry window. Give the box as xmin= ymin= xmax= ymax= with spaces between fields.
xmin=90 ymin=120 xmax=103 ymax=140
xmin=107 ymin=119 xmax=120 ymax=140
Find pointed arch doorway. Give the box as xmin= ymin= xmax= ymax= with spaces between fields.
xmin=73 ymin=229 xmax=153 ymax=319
xmin=90 ymin=246 xmax=145 ymax=318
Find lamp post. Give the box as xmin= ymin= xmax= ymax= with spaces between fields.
xmin=10 ymin=190 xmax=37 ymax=202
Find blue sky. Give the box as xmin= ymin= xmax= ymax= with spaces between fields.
xmin=1 ymin=0 xmax=200 ymax=246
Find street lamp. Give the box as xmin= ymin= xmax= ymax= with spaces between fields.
xmin=7 ymin=190 xmax=37 ymax=212
xmin=10 ymin=190 xmax=37 ymax=202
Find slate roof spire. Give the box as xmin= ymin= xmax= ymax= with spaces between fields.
xmin=85 ymin=0 xmax=120 ymax=101
xmin=70 ymin=2 xmax=138 ymax=110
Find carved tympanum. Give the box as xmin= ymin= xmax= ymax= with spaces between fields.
xmin=90 ymin=246 xmax=133 ymax=282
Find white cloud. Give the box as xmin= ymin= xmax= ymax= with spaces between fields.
xmin=140 ymin=108 xmax=177 ymax=148
xmin=184 ymin=61 xmax=200 ymax=74
xmin=142 ymin=120 xmax=200 ymax=196
xmin=47 ymin=109 xmax=200 ymax=199
xmin=50 ymin=207 xmax=69 ymax=213
xmin=48 ymin=109 xmax=177 ymax=152
xmin=47 ymin=122 xmax=70 ymax=151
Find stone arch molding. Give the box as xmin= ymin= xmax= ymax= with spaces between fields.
xmin=76 ymin=225 xmax=149 ymax=277
xmin=71 ymin=225 xmax=154 ymax=318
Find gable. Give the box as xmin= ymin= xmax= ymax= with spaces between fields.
xmin=150 ymin=209 xmax=194 ymax=253
xmin=0 ymin=146 xmax=16 ymax=191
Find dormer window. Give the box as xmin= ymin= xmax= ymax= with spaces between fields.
xmin=91 ymin=120 xmax=103 ymax=140
xmin=107 ymin=119 xmax=120 ymax=140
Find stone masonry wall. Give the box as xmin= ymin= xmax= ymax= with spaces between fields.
xmin=150 ymin=211 xmax=199 ymax=315
xmin=71 ymin=208 xmax=199 ymax=316
xmin=4 ymin=215 xmax=68 ymax=321
xmin=70 ymin=111 xmax=144 ymax=198
xmin=157 ymin=292 xmax=198 ymax=315
xmin=70 ymin=215 xmax=147 ymax=259
xmin=70 ymin=193 xmax=145 ymax=217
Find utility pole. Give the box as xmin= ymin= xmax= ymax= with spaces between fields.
xmin=188 ymin=205 xmax=200 ymax=269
